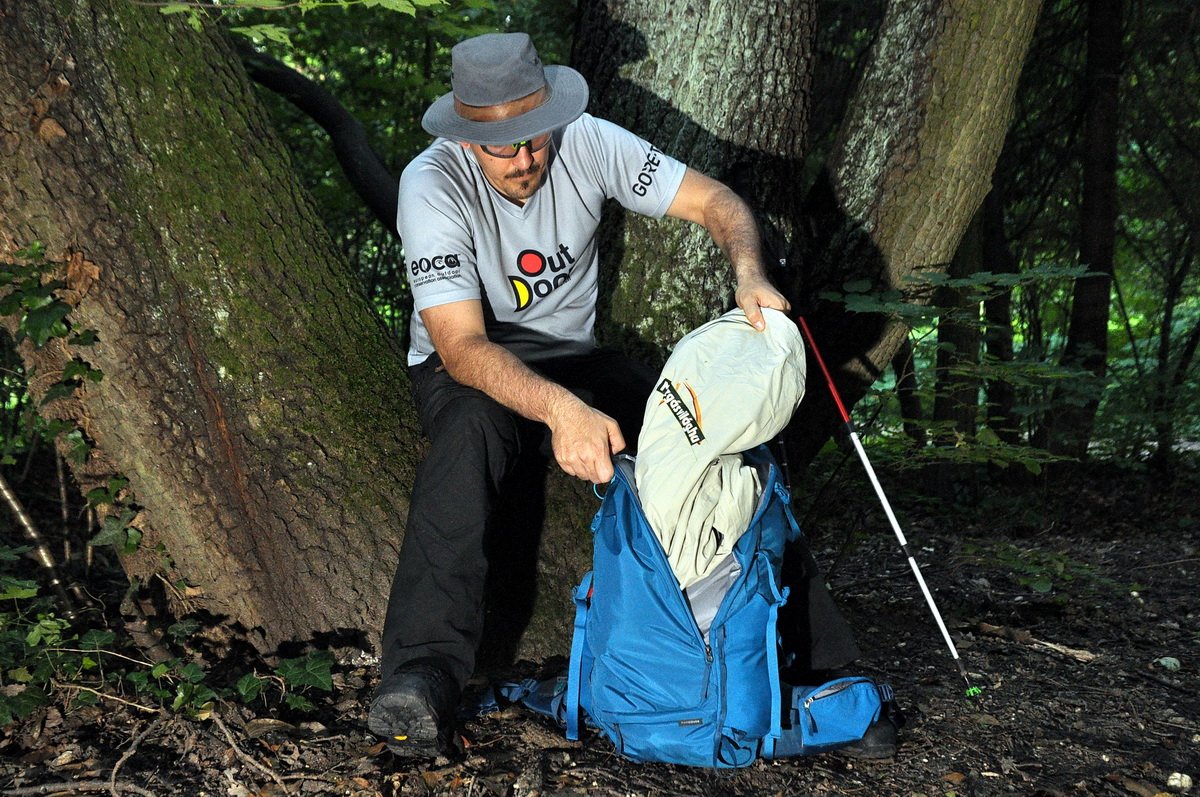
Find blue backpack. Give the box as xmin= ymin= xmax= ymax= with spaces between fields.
xmin=562 ymin=446 xmax=887 ymax=767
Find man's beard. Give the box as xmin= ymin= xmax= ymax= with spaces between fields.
xmin=505 ymin=162 xmax=542 ymax=181
xmin=503 ymin=163 xmax=544 ymax=199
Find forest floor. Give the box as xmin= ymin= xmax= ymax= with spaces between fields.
xmin=2 ymin=460 xmax=1198 ymax=797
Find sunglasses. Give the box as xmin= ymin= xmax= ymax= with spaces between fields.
xmin=480 ymin=132 xmax=553 ymax=158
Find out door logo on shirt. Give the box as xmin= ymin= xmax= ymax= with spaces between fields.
xmin=656 ymin=378 xmax=705 ymax=445
xmin=508 ymin=244 xmax=576 ymax=311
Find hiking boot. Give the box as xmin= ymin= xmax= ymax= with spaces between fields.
xmin=834 ymin=713 xmax=899 ymax=760
xmin=369 ymin=659 xmax=460 ymax=759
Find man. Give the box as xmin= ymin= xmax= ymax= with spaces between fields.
xmin=370 ymin=32 xmax=793 ymax=757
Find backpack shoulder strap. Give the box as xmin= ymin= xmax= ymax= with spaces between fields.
xmin=565 ymin=570 xmax=593 ymax=741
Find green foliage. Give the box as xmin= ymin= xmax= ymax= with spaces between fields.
xmin=0 ymin=243 xmax=104 ymax=474
xmin=0 ymin=243 xmax=70 ymax=348
xmin=0 ymin=543 xmax=341 ymax=727
xmin=274 ymin=650 xmax=334 ymax=692
xmin=819 ymin=262 xmax=1100 ymax=470
xmin=961 ymin=540 xmax=1136 ymax=601
xmin=159 ymin=0 xmax=452 ymax=36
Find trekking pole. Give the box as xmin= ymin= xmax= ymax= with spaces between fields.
xmin=796 ymin=315 xmax=982 ymax=699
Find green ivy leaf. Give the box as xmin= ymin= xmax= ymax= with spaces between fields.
xmin=178 ymin=662 xmax=207 ymax=684
xmin=1030 ymin=577 xmax=1053 ymax=594
xmin=70 ymin=329 xmax=99 ymax=346
xmin=168 ymin=618 xmax=201 ymax=642
xmin=7 ymin=666 xmax=33 ymax=683
xmin=90 ymin=514 xmax=129 ymax=547
xmin=86 ymin=487 xmax=113 ymax=507
xmin=79 ymin=629 xmax=116 ymax=650
xmin=275 ymin=651 xmax=334 ymax=692
xmin=158 ymin=3 xmax=192 ymax=14
xmin=63 ymin=428 xmax=91 ymax=465
xmin=0 ymin=685 xmax=50 ymax=726
xmin=0 ymin=545 xmax=32 ymax=562
xmin=122 ymin=526 xmax=143 ymax=555
xmin=71 ymin=690 xmax=100 ymax=708
xmin=236 ymin=672 xmax=266 ymax=703
xmin=22 ymin=301 xmax=71 ymax=347
xmin=283 ymin=692 xmax=315 ymax=712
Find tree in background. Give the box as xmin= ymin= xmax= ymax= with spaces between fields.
xmin=1041 ymin=0 xmax=1122 ymax=458
xmin=575 ymin=0 xmax=1041 ymax=470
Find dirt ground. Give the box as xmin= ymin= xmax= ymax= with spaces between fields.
xmin=3 ymin=461 xmax=1198 ymax=797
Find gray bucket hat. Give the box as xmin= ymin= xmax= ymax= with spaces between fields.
xmin=422 ymin=33 xmax=589 ymax=145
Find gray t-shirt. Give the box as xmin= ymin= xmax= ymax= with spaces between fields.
xmin=397 ymin=113 xmax=687 ymax=366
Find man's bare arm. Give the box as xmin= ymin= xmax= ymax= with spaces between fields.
xmin=421 ymin=299 xmax=624 ymax=483
xmin=666 ymin=168 xmax=790 ymax=329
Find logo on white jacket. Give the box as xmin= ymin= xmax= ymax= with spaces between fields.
xmin=656 ymin=379 xmax=705 ymax=445
xmin=508 ymin=245 xmax=575 ymax=311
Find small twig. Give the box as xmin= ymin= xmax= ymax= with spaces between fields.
xmin=978 ymin=622 xmax=1099 ymax=662
xmin=210 ymin=711 xmax=290 ymax=794
xmin=53 ymin=648 xmax=155 ymax=668
xmin=4 ymin=780 xmax=156 ymax=797
xmin=51 ymin=681 xmax=160 ymax=714
xmin=110 ymin=714 xmax=166 ymax=796
xmin=1128 ymin=557 xmax=1200 ymax=570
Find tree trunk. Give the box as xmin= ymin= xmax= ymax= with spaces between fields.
xmin=0 ymin=0 xmax=427 ymax=653
xmin=793 ymin=0 xmax=1043 ymax=465
xmin=573 ymin=0 xmax=815 ymax=358
xmin=981 ymin=187 xmax=1021 ymax=445
xmin=932 ymin=211 xmax=983 ymax=447
xmin=1043 ymin=0 xmax=1121 ymax=458
xmin=931 ymin=208 xmax=983 ymax=496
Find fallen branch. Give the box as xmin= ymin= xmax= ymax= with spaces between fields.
xmin=5 ymin=780 xmax=156 ymax=797
xmin=978 ymin=622 xmax=1099 ymax=663
xmin=210 ymin=711 xmax=290 ymax=794
xmin=111 ymin=714 xmax=166 ymax=796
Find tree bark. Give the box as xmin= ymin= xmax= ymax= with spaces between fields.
xmin=1043 ymin=0 xmax=1122 ymax=458
xmin=574 ymin=0 xmax=815 ymax=358
xmin=1 ymin=0 xmax=424 ymax=652
xmin=793 ymin=0 xmax=1043 ymax=465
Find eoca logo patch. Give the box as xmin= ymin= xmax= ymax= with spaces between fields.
xmin=508 ymin=244 xmax=575 ymax=311
xmin=409 ymin=253 xmax=461 ymax=276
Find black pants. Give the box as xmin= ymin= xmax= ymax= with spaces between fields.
xmin=379 ymin=348 xmax=861 ymax=690
xmin=380 ymin=349 xmax=659 ymax=688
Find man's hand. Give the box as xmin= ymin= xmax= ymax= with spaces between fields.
xmin=546 ymin=394 xmax=625 ymax=484
xmin=735 ymin=272 xmax=791 ymax=331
